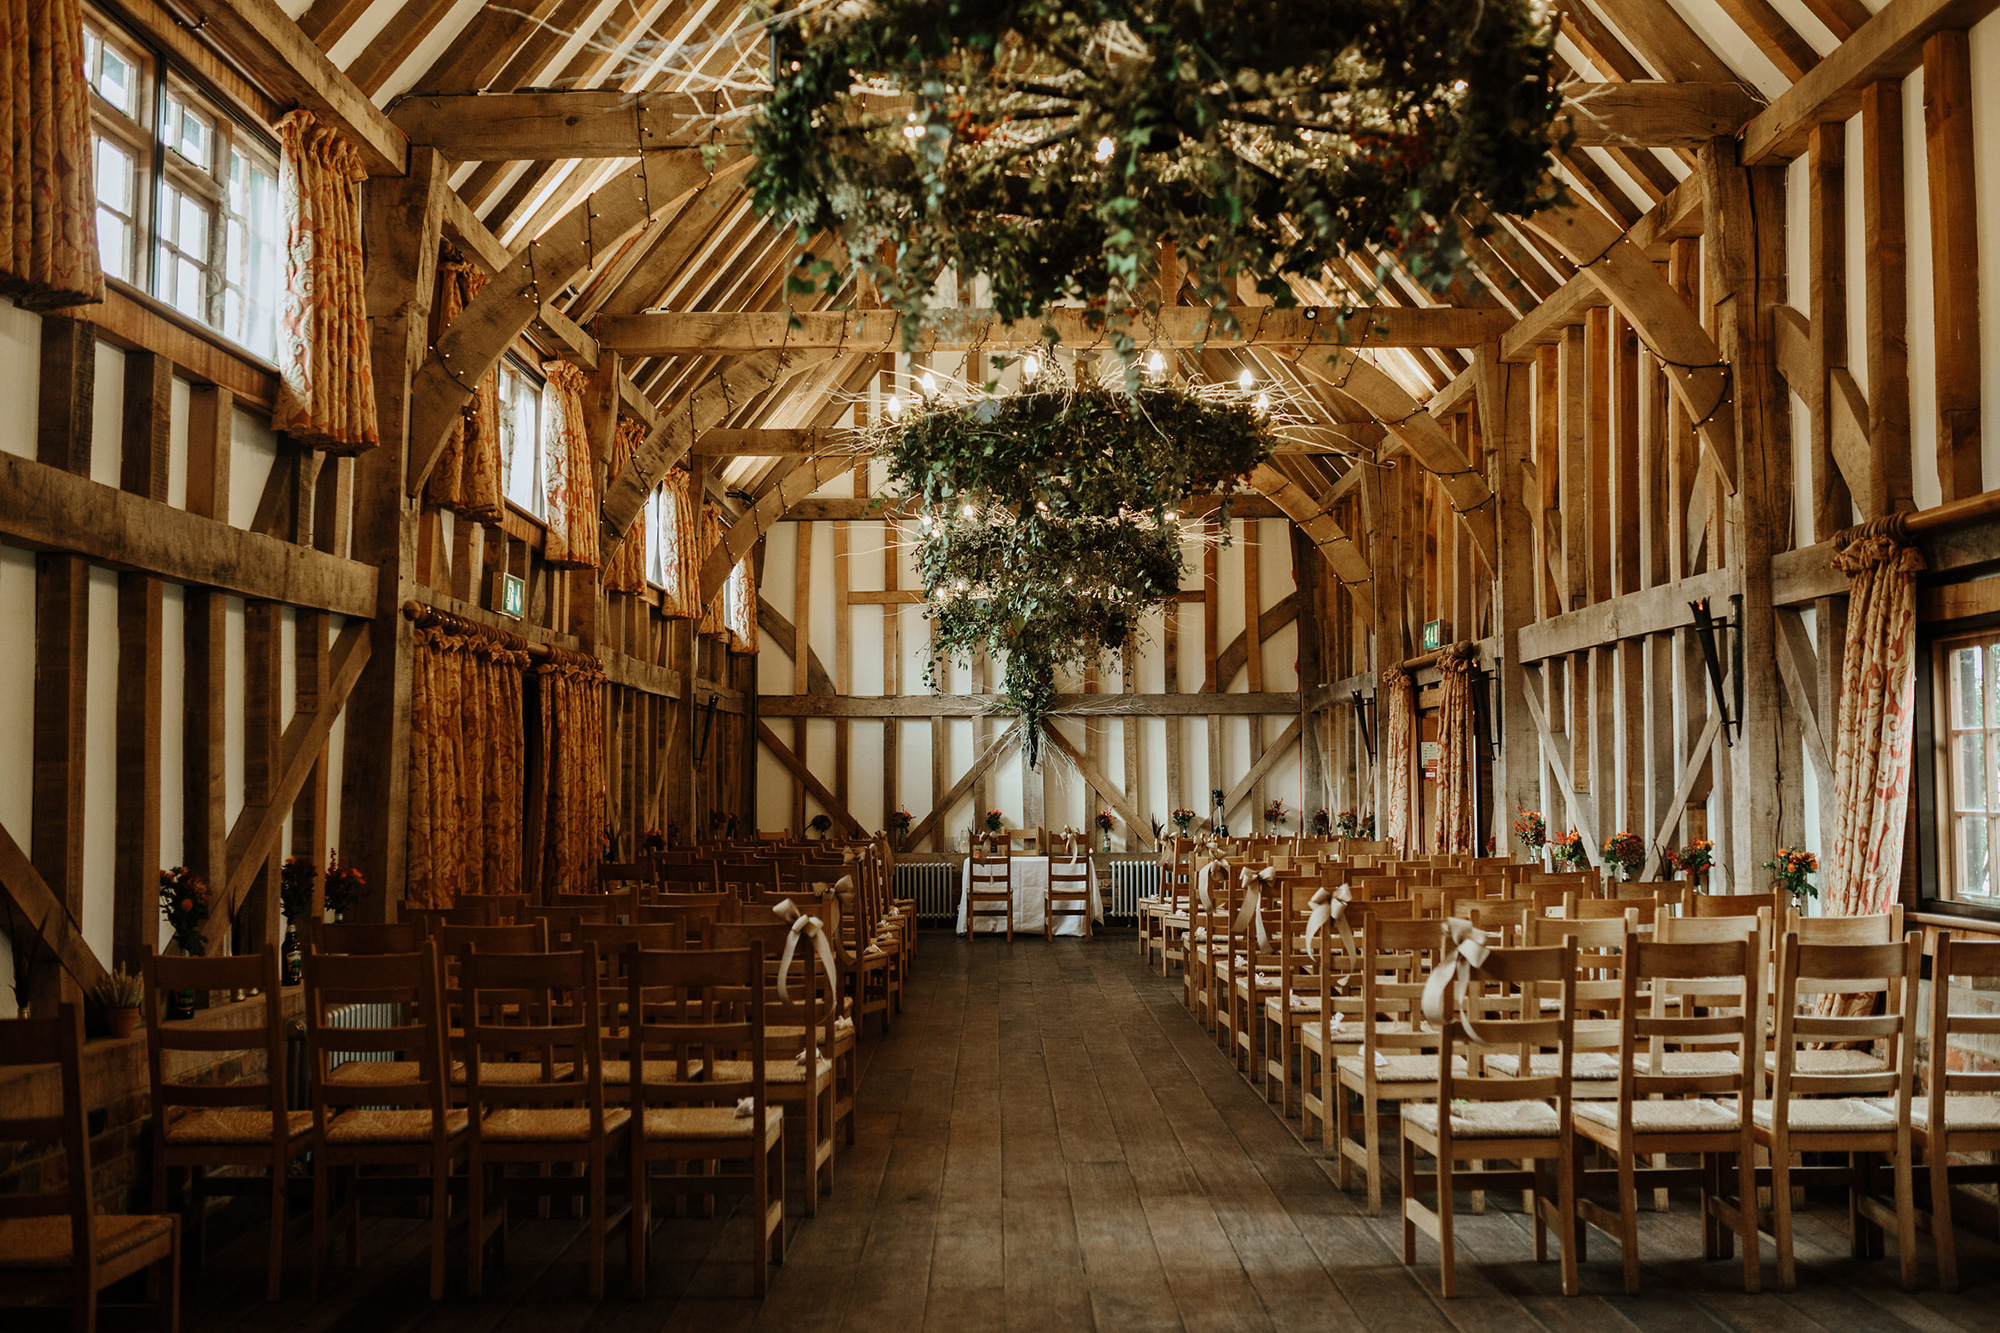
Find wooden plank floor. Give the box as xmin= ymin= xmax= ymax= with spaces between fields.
xmin=188 ymin=934 xmax=1999 ymax=1331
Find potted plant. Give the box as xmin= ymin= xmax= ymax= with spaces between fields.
xmin=887 ymin=809 xmax=913 ymax=852
xmin=807 ymin=813 xmax=833 ymax=840
xmin=158 ymin=867 xmax=212 ymax=1019
xmin=1666 ymin=838 xmax=1714 ymax=890
xmin=1551 ymin=829 xmax=1589 ymax=872
xmin=1310 ymin=808 xmax=1331 ymax=837
xmin=1763 ymin=847 xmax=1819 ymax=913
xmin=1095 ymin=809 xmax=1117 ymax=852
xmin=1602 ymin=831 xmax=1646 ymax=882
xmin=95 ymin=965 xmax=145 ymax=1039
xmin=278 ymin=855 xmax=317 ymax=985
xmin=1513 ymin=808 xmax=1547 ymax=863
xmin=1170 ymin=807 xmax=1198 ymax=836
xmin=322 ymin=852 xmax=367 ymax=923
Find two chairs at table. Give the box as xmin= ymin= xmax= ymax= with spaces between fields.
xmin=965 ymin=838 xmax=1094 ymax=941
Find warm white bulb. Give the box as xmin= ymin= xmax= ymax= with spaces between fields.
xmin=1255 ymin=391 xmax=1270 ymax=412
xmin=886 ymin=395 xmax=902 ymax=418
xmin=1164 ymin=509 xmax=1178 ymax=521
xmin=920 ymin=371 xmax=937 ymax=396
xmin=1023 ymin=354 xmax=1040 ymax=380
xmin=1146 ymin=349 xmax=1166 ymax=376
xmin=962 ymin=503 xmax=976 ymax=518
xmin=1094 ymin=135 xmax=1115 ymax=162
xmin=1238 ymin=369 xmax=1254 ymax=390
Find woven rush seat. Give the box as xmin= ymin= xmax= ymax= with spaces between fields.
xmin=1881 ymin=1092 xmax=2000 ymax=1132
xmin=1402 ymin=1099 xmax=1561 ymax=1139
xmin=163 ymin=1108 xmax=314 ymax=1145
xmin=325 ymin=1058 xmax=461 ymax=1086
xmin=1763 ymin=1047 xmax=1888 ymax=1075
xmin=641 ymin=1105 xmax=784 ymax=1142
xmin=1630 ymin=1050 xmax=1740 ymax=1076
xmin=600 ymin=1059 xmax=704 ymax=1085
xmin=0 ymin=1213 xmax=175 ymax=1270
xmin=706 ymin=1056 xmax=835 ymax=1085
xmin=1483 ymin=1051 xmax=1622 ymax=1080
xmin=453 ymin=1060 xmax=576 ymax=1085
xmin=323 ymin=1108 xmax=471 ymax=1144
xmin=1341 ymin=1053 xmax=1467 ymax=1082
xmin=1574 ymin=1098 xmax=1740 ymax=1133
xmin=1267 ymin=993 xmax=1325 ymax=1016
xmin=478 ymin=1107 xmax=631 ymax=1142
xmin=1751 ymin=1097 xmax=1896 ymax=1132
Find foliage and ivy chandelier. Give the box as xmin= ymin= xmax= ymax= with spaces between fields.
xmin=876 ymin=360 xmax=1283 ymax=765
xmin=752 ymin=0 xmax=1568 ymax=351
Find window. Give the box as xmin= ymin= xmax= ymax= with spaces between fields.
xmin=499 ymin=358 xmax=547 ymax=519
xmin=644 ymin=485 xmax=667 ymax=586
xmin=79 ymin=11 xmax=284 ymax=360
xmin=1936 ymin=632 xmax=2000 ymax=903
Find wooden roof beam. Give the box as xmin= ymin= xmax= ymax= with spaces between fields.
xmin=1742 ymin=0 xmax=2000 ymax=163
xmin=1554 ymin=82 xmax=1764 ymax=147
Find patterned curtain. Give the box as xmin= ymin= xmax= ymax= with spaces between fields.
xmin=1380 ymin=665 xmax=1415 ymax=855
xmin=697 ymin=502 xmax=729 ymax=638
xmin=725 ymin=554 xmax=758 ymax=654
xmin=601 ymin=418 xmax=648 ymax=592
xmin=272 ymin=111 xmax=377 ymax=453
xmin=423 ymin=246 xmax=502 ymax=520
xmin=540 ymin=359 xmax=600 ymax=568
xmin=0 ymin=0 xmax=102 ymax=309
xmin=1824 ymin=521 xmax=1924 ymax=917
xmin=657 ymin=469 xmax=701 ymax=618
xmin=1431 ymin=648 xmax=1477 ymax=853
xmin=535 ymin=655 xmax=606 ymax=899
xmin=407 ymin=627 xmax=527 ymax=909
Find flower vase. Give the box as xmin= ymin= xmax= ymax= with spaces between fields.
xmin=282 ymin=926 xmax=302 ymax=986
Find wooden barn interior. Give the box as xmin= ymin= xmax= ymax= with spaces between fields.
xmin=7 ymin=0 xmax=2000 ymax=1327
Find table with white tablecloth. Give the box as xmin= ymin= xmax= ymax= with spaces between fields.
xmin=956 ymin=855 xmax=1104 ymax=935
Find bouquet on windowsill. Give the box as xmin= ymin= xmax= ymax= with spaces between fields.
xmin=159 ymin=867 xmax=212 ymax=956
xmin=1263 ymin=799 xmax=1288 ymax=835
xmin=323 ymin=852 xmax=367 ymax=920
xmin=1359 ymin=813 xmax=1376 ymax=839
xmin=985 ymin=808 xmax=1005 ymax=834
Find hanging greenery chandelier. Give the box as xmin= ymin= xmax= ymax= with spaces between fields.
xmin=751 ymin=0 xmax=1568 ymax=351
xmin=877 ymin=363 xmax=1283 ymax=764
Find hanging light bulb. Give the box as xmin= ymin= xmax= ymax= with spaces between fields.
xmin=886 ymin=395 xmax=902 ymax=418
xmin=1254 ymin=391 xmax=1270 ymax=413
xmin=919 ymin=513 xmax=933 ymax=530
xmin=1094 ymin=135 xmax=1115 ymax=162
xmin=902 ymin=111 xmax=924 ymax=141
xmin=1023 ymin=353 xmax=1040 ymax=381
xmin=962 ymin=502 xmax=976 ymax=518
xmin=1237 ymin=369 xmax=1254 ymax=390
xmin=1164 ymin=509 xmax=1179 ymax=522
xmin=919 ymin=371 xmax=938 ymax=396
xmin=1146 ymin=349 xmax=1166 ymax=377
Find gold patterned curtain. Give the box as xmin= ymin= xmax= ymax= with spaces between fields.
xmin=0 ymin=0 xmax=102 ymax=309
xmin=1431 ymin=647 xmax=1477 ymax=853
xmin=656 ymin=469 xmax=701 ymax=617
xmin=407 ymin=627 xmax=527 ymax=909
xmin=725 ymin=553 xmax=758 ymax=654
xmin=697 ymin=502 xmax=729 ymax=638
xmin=1825 ymin=521 xmax=1924 ymax=917
xmin=601 ymin=418 xmax=648 ymax=592
xmin=1380 ymin=665 xmax=1415 ymax=855
xmin=423 ymin=245 xmax=502 ymax=520
xmin=540 ymin=359 xmax=599 ymax=568
xmin=272 ymin=111 xmax=377 ymax=453
xmin=535 ymin=655 xmax=606 ymax=899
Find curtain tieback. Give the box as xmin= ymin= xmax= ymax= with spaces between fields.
xmin=773 ymin=898 xmax=840 ymax=1001
xmin=1233 ymin=867 xmax=1274 ymax=948
xmin=1420 ymin=917 xmax=1491 ymax=1042
xmin=1304 ymin=883 xmax=1354 ymax=962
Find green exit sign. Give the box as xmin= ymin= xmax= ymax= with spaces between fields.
xmin=499 ymin=573 xmax=525 ymax=618
xmin=1421 ymin=619 xmax=1447 ymax=651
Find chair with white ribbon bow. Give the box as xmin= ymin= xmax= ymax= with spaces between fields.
xmin=1221 ymin=866 xmax=1281 ymax=1074
xmin=1142 ymin=839 xmax=1195 ymax=974
xmin=1181 ymin=853 xmax=1235 ymax=1026
xmin=712 ymin=919 xmax=838 ymax=1214
xmin=1335 ymin=915 xmax=1459 ymax=1215
xmin=1258 ymin=879 xmax=1343 ymax=1115
xmin=1397 ymin=940 xmax=1581 ymax=1297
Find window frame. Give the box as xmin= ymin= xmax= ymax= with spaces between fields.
xmin=1917 ymin=609 xmax=2000 ymax=925
xmin=498 ymin=355 xmax=550 ymax=524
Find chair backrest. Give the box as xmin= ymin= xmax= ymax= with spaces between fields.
xmin=713 ymin=920 xmax=831 ymax=1058
xmin=1440 ymin=943 xmax=1579 ymax=1116
xmin=1622 ymin=934 xmax=1761 ymax=1106
xmin=626 ymin=944 xmax=765 ymax=1114
xmin=637 ymin=892 xmax=734 ymax=945
xmin=435 ymin=921 xmax=547 ymax=957
xmin=1769 ymin=931 xmax=1921 ymax=1107
xmin=313 ymin=920 xmax=426 ymax=954
xmin=714 ymin=860 xmax=780 ymax=900
xmin=599 ymin=861 xmax=652 ymax=893
xmin=304 ymin=945 xmax=450 ymax=1128
xmin=527 ymin=904 xmax=608 ymax=947
xmin=145 ymin=946 xmax=289 ymax=1134
xmin=1929 ymin=932 xmax=2000 ymax=1112
xmin=1685 ymin=890 xmax=1786 ymax=919
xmin=968 ymin=852 xmax=1012 ymax=889
xmin=1785 ymin=907 xmax=1902 ymax=943
xmin=460 ymin=946 xmax=606 ymax=1117
xmin=0 ymin=1005 xmax=92 ymax=1263
xmin=1359 ymin=916 xmax=1448 ymax=1060
xmin=651 ymin=860 xmax=722 ymax=894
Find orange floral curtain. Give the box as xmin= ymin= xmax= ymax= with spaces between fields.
xmin=725 ymin=553 xmax=758 ymax=654
xmin=697 ymin=502 xmax=729 ymax=638
xmin=1824 ymin=523 xmax=1924 ymax=917
xmin=602 ymin=418 xmax=648 ymax=592
xmin=541 ymin=359 xmax=599 ymax=568
xmin=273 ymin=111 xmax=377 ymax=453
xmin=0 ymin=0 xmax=102 ymax=309
xmin=1380 ymin=665 xmax=1415 ymax=855
xmin=407 ymin=627 xmax=527 ymax=909
xmin=656 ymin=469 xmax=701 ymax=618
xmin=423 ymin=245 xmax=502 ymax=520
xmin=534 ymin=655 xmax=606 ymax=899
xmin=1431 ymin=648 xmax=1477 ymax=854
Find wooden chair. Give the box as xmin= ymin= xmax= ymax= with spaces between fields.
xmin=1752 ymin=930 xmax=1922 ymax=1291
xmin=1299 ymin=898 xmax=1412 ymax=1154
xmin=0 ymin=1004 xmax=179 ymax=1331
xmin=303 ymin=944 xmax=465 ymax=1300
xmin=1571 ymin=932 xmax=1762 ymax=1295
xmin=144 ymin=947 xmax=311 ymax=1301
xmin=1909 ymin=931 xmax=2000 ymax=1290
xmin=713 ymin=921 xmax=837 ymax=1212
xmin=624 ymin=944 xmax=785 ymax=1297
xmin=1684 ymin=889 xmax=1787 ymax=919
xmin=652 ymin=861 xmax=723 ymax=894
xmin=1335 ymin=916 xmax=1455 ymax=1214
xmin=1399 ymin=941 xmax=1580 ymax=1296
xmin=637 ymin=892 xmax=734 ymax=948
xmin=526 ymin=903 xmax=609 ymax=947
xmin=313 ymin=920 xmax=426 ymax=954
xmin=461 ymin=946 xmax=629 ymax=1299
xmin=1045 ymin=854 xmax=1094 ymax=940
xmin=965 ymin=850 xmax=1014 ymax=940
